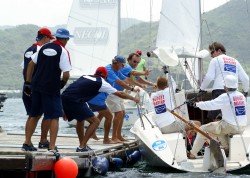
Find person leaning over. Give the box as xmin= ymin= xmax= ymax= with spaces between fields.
xmin=61 ymin=66 xmax=139 ymax=152
xmin=199 ymin=41 xmax=249 ymax=122
xmin=135 ymin=50 xmax=147 ymax=79
xmin=189 ymin=75 xmax=247 ymax=159
xmin=21 ymin=28 xmax=54 ymax=151
xmin=22 ymin=28 xmax=73 ymax=152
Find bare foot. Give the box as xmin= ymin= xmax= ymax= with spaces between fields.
xmin=91 ymin=134 xmax=100 ymax=141
xmin=111 ymin=138 xmax=123 ymax=143
xmin=117 ymin=137 xmax=128 ymax=142
xmin=103 ymin=139 xmax=117 ymax=144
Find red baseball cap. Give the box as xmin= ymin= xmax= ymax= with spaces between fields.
xmin=95 ymin=66 xmax=108 ymax=78
xmin=38 ymin=28 xmax=54 ymax=39
xmin=136 ymin=50 xmax=142 ymax=55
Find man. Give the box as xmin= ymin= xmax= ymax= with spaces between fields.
xmin=106 ymin=55 xmax=140 ymax=143
xmin=151 ymin=76 xmax=201 ymax=134
xmin=23 ymin=28 xmax=73 ymax=152
xmin=200 ymin=41 xmax=249 ymax=122
xmin=135 ymin=50 xmax=147 ymax=79
xmin=21 ymin=28 xmax=54 ymax=151
xmin=61 ymin=66 xmax=139 ymax=152
xmin=189 ymin=75 xmax=247 ymax=159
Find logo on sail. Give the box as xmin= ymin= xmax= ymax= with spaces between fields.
xmin=79 ymin=0 xmax=117 ymax=9
xmin=152 ymin=140 xmax=167 ymax=151
xmin=73 ymin=27 xmax=109 ymax=45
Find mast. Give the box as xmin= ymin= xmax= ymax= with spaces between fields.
xmin=117 ymin=0 xmax=121 ymax=54
xmin=197 ymin=0 xmax=203 ymax=87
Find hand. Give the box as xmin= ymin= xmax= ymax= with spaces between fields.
xmin=133 ymin=87 xmax=140 ymax=92
xmin=199 ymin=89 xmax=206 ymax=94
xmin=185 ymin=99 xmax=195 ymax=107
xmin=134 ymin=97 xmax=140 ymax=103
xmin=146 ymin=51 xmax=151 ymax=57
xmin=162 ymin=66 xmax=168 ymax=74
xmin=60 ymin=80 xmax=67 ymax=89
xmin=175 ymin=88 xmax=181 ymax=93
xmin=243 ymin=91 xmax=248 ymax=97
xmin=144 ymin=69 xmax=152 ymax=76
xmin=24 ymin=81 xmax=31 ymax=96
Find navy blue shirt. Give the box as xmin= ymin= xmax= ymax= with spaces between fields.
xmin=62 ymin=75 xmax=103 ymax=103
xmin=32 ymin=42 xmax=64 ymax=95
xmin=23 ymin=43 xmax=39 ymax=81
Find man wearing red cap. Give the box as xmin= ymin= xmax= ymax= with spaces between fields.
xmin=136 ymin=50 xmax=147 ymax=79
xmin=61 ymin=66 xmax=139 ymax=152
xmin=21 ymin=28 xmax=54 ymax=151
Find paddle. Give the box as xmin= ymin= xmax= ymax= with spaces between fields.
xmin=167 ymin=108 xmax=226 ymax=172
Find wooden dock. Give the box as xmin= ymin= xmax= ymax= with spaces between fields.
xmin=0 ymin=132 xmax=138 ymax=178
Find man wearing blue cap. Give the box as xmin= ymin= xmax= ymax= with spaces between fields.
xmin=23 ymin=28 xmax=73 ymax=152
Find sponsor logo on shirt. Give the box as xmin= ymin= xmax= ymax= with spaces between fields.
xmin=24 ymin=51 xmax=34 ymax=58
xmin=43 ymin=49 xmax=57 ymax=56
xmin=233 ymin=95 xmax=245 ymax=116
xmin=223 ymin=57 xmax=236 ymax=73
xmin=152 ymin=95 xmax=166 ymax=114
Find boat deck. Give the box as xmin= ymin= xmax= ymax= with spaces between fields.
xmin=0 ymin=131 xmax=138 ymax=177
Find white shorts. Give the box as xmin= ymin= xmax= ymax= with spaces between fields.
xmin=106 ymin=94 xmax=125 ymax=113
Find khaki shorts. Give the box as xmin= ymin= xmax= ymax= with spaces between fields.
xmin=106 ymin=94 xmax=125 ymax=113
xmin=160 ymin=120 xmax=186 ymax=134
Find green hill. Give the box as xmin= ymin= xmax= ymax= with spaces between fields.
xmin=0 ymin=0 xmax=249 ymax=90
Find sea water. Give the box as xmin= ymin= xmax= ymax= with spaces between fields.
xmin=1 ymin=98 xmax=250 ymax=178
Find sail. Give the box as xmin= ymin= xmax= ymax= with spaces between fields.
xmin=156 ymin=0 xmax=208 ymax=89
xmin=67 ymin=0 xmax=120 ymax=78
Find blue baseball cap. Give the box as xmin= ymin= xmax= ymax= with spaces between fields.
xmin=114 ymin=55 xmax=126 ymax=65
xmin=53 ymin=28 xmax=74 ymax=38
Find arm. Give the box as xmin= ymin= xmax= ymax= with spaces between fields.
xmin=130 ymin=69 xmax=151 ymax=76
xmin=137 ymin=77 xmax=156 ymax=87
xmin=26 ymin=60 xmax=35 ymax=83
xmin=196 ymin=94 xmax=227 ymax=111
xmin=238 ymin=62 xmax=249 ymax=92
xmin=113 ymin=91 xmax=139 ymax=103
xmin=115 ymin=79 xmax=139 ymax=92
xmin=200 ymin=59 xmax=216 ymax=90
xmin=125 ymin=77 xmax=144 ymax=88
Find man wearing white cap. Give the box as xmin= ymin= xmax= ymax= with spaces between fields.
xmin=23 ymin=28 xmax=73 ymax=152
xmin=189 ymin=75 xmax=247 ymax=159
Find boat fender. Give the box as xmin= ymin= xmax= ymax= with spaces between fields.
xmin=110 ymin=157 xmax=124 ymax=168
xmin=92 ymin=156 xmax=109 ymax=176
xmin=127 ymin=150 xmax=141 ymax=164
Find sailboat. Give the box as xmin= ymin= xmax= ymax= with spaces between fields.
xmin=130 ymin=0 xmax=250 ymax=173
xmin=66 ymin=0 xmax=147 ymax=128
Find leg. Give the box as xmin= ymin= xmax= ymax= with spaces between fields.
xmin=111 ymin=111 xmax=124 ymax=143
xmin=40 ymin=117 xmax=50 ymax=143
xmin=49 ymin=118 xmax=59 ymax=150
xmin=24 ymin=116 xmax=40 ymax=145
xmin=79 ymin=116 xmax=100 ymax=148
xmin=76 ymin=120 xmax=84 ymax=146
xmin=117 ymin=110 xmax=126 ymax=141
xmin=98 ymin=109 xmax=115 ymax=144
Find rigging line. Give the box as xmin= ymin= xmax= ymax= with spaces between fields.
xmin=245 ymin=0 xmax=250 ymax=26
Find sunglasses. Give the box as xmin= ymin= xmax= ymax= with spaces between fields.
xmin=132 ymin=60 xmax=139 ymax=64
xmin=210 ymin=50 xmax=215 ymax=55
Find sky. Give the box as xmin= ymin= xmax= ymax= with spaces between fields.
xmin=0 ymin=0 xmax=228 ymax=27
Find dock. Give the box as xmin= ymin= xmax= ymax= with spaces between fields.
xmin=0 ymin=132 xmax=139 ymax=178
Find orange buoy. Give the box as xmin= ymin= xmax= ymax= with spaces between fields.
xmin=54 ymin=157 xmax=78 ymax=178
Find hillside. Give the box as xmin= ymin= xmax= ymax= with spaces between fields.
xmin=0 ymin=0 xmax=249 ymax=90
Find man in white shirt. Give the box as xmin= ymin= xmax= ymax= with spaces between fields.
xmin=200 ymin=42 xmax=249 ymax=122
xmin=189 ymin=75 xmax=247 ymax=159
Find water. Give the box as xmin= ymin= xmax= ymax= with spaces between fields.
xmin=1 ymin=98 xmax=250 ymax=178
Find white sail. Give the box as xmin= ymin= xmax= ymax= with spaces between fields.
xmin=156 ymin=0 xmax=209 ymax=89
xmin=67 ymin=0 xmax=120 ymax=78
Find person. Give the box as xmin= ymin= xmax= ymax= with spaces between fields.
xmin=61 ymin=66 xmax=139 ymax=152
xmin=200 ymin=41 xmax=249 ymax=122
xmin=119 ymin=53 xmax=155 ymax=88
xmin=189 ymin=75 xmax=247 ymax=159
xmin=21 ymin=28 xmax=54 ymax=151
xmin=22 ymin=28 xmax=73 ymax=152
xmin=106 ymin=55 xmax=140 ymax=143
xmin=151 ymin=76 xmax=201 ymax=134
xmin=135 ymin=50 xmax=147 ymax=79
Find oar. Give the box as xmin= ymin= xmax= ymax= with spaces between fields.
xmin=167 ymin=108 xmax=226 ymax=172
